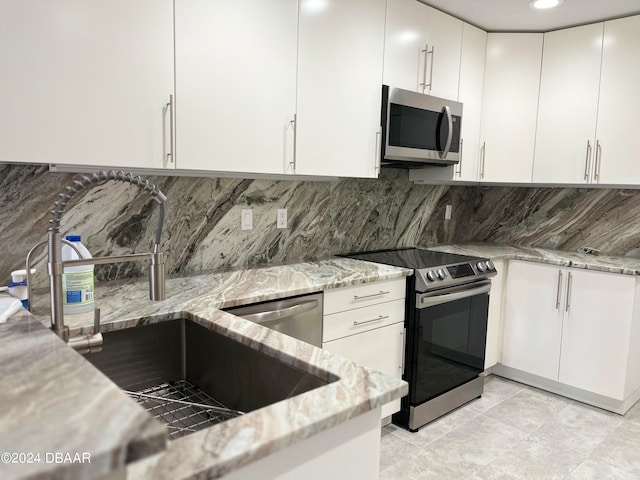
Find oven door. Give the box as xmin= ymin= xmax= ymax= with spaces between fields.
xmin=410 ymin=280 xmax=491 ymax=405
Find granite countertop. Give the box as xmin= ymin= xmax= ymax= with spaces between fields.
xmin=429 ymin=244 xmax=640 ymax=276
xmin=0 ymin=258 xmax=411 ymax=480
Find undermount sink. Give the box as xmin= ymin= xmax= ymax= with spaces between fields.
xmin=83 ymin=319 xmax=331 ymax=439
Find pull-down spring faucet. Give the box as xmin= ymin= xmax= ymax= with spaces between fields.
xmin=26 ymin=170 xmax=167 ymax=347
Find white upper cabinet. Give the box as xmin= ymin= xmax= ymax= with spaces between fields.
xmin=383 ymin=0 xmax=429 ymax=92
xmin=455 ymin=23 xmax=487 ymax=182
xmin=294 ymin=0 xmax=386 ymax=178
xmin=594 ymin=15 xmax=640 ymax=185
xmin=479 ymin=33 xmax=543 ymax=183
xmin=0 ymin=0 xmax=175 ymax=170
xmin=383 ymin=1 xmax=462 ymax=100
xmin=533 ymin=24 xmax=603 ymax=184
xmin=174 ymin=0 xmax=297 ymax=175
xmin=424 ymin=7 xmax=463 ymax=100
xmin=533 ymin=23 xmax=604 ymax=183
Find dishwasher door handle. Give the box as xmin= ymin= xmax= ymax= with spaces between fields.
xmin=238 ymin=300 xmax=319 ymax=324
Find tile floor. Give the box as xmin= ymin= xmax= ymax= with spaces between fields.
xmin=380 ymin=375 xmax=640 ymax=479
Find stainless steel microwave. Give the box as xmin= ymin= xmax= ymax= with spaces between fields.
xmin=381 ymin=85 xmax=463 ymax=167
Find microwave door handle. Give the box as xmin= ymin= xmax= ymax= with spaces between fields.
xmin=440 ymin=105 xmax=453 ymax=159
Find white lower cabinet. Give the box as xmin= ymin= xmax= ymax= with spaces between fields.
xmin=323 ymin=279 xmax=406 ymax=422
xmin=502 ymin=260 xmax=640 ymax=409
xmin=484 ymin=259 xmax=504 ymax=369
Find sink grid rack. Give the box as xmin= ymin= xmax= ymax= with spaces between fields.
xmin=125 ymin=380 xmax=244 ymax=439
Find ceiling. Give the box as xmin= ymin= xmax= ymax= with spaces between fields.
xmin=420 ymin=0 xmax=640 ymax=32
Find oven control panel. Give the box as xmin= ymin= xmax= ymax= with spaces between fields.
xmin=417 ymin=260 xmax=497 ymax=292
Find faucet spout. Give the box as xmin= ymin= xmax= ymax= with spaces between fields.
xmin=43 ymin=170 xmax=168 ymax=342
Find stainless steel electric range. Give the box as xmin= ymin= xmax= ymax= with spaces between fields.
xmin=342 ymin=247 xmax=497 ymax=431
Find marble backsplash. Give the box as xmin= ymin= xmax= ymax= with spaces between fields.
xmin=2 ymin=163 xmax=640 ymax=284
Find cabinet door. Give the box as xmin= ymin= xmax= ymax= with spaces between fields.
xmin=594 ymin=15 xmax=640 ymax=185
xmin=174 ymin=0 xmax=297 ymax=174
xmin=0 ymin=0 xmax=174 ymax=169
xmin=479 ymin=34 xmax=543 ymax=183
xmin=424 ymin=7 xmax=463 ymax=101
xmin=484 ymin=259 xmax=504 ymax=369
xmin=455 ymin=23 xmax=486 ymax=182
xmin=559 ymin=269 xmax=634 ymax=399
xmin=383 ymin=0 xmax=428 ymax=92
xmin=295 ymin=0 xmax=386 ymax=178
xmin=502 ymin=261 xmax=564 ymax=380
xmin=323 ymin=322 xmax=405 ymax=418
xmin=533 ymin=23 xmax=603 ymax=184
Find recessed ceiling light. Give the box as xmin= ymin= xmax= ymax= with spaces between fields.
xmin=529 ymin=0 xmax=564 ymax=9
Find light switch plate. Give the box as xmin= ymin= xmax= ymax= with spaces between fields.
xmin=445 ymin=205 xmax=452 ymax=220
xmin=277 ymin=209 xmax=287 ymax=229
xmin=241 ymin=208 xmax=253 ymax=230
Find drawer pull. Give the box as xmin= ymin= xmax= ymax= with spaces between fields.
xmin=353 ymin=291 xmax=390 ymax=301
xmin=353 ymin=315 xmax=389 ymax=326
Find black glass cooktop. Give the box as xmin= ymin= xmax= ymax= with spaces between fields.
xmin=341 ymin=247 xmax=485 ymax=270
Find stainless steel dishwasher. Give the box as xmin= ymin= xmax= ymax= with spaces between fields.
xmin=224 ymin=292 xmax=323 ymax=347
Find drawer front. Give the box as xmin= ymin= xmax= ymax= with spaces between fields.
xmin=323 ymin=322 xmax=404 ymax=418
xmin=323 ymin=298 xmax=405 ymax=342
xmin=323 ymin=278 xmax=406 ymax=315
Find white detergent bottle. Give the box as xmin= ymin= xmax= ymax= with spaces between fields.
xmin=62 ymin=235 xmax=95 ymax=314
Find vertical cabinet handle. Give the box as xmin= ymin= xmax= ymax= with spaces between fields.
xmin=594 ymin=140 xmax=602 ymax=182
xmin=399 ymin=328 xmax=406 ymax=373
xmin=565 ymin=272 xmax=573 ymax=312
xmin=456 ymin=138 xmax=463 ymax=177
xmin=426 ymin=45 xmax=435 ymax=92
xmin=584 ymin=140 xmax=592 ymax=181
xmin=375 ymin=127 xmax=382 ymax=177
xmin=480 ymin=142 xmax=486 ymax=179
xmin=419 ymin=44 xmax=429 ymax=93
xmin=290 ymin=114 xmax=297 ymax=174
xmin=555 ymin=270 xmax=563 ymax=309
xmin=166 ymin=95 xmax=174 ymax=164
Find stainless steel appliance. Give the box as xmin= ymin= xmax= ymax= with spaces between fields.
xmin=342 ymin=248 xmax=496 ymax=431
xmin=224 ymin=292 xmax=323 ymax=348
xmin=381 ymin=85 xmax=463 ymax=167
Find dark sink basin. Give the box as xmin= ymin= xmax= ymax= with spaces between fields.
xmin=83 ymin=319 xmax=330 ymax=439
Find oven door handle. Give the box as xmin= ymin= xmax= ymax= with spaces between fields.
xmin=416 ymin=281 xmax=491 ymax=308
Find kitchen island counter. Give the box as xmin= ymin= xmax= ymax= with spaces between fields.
xmin=0 ymin=257 xmax=410 ymax=480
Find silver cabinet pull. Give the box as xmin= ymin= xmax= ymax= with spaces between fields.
xmin=456 ymin=138 xmax=463 ymax=177
xmin=555 ymin=270 xmax=563 ymax=309
xmin=480 ymin=142 xmax=486 ymax=179
xmin=289 ymin=113 xmax=297 ymax=174
xmin=565 ymin=272 xmax=573 ymax=312
xmin=375 ymin=127 xmax=382 ymax=176
xmin=166 ymin=95 xmax=174 ymax=164
xmin=594 ymin=140 xmax=602 ymax=182
xmin=399 ymin=328 xmax=406 ymax=372
xmin=426 ymin=45 xmax=435 ymax=91
xmin=440 ymin=105 xmax=453 ymax=159
xmin=353 ymin=315 xmax=389 ymax=326
xmin=584 ymin=140 xmax=592 ymax=181
xmin=353 ymin=290 xmax=390 ymax=300
xmin=419 ymin=44 xmax=429 ymax=93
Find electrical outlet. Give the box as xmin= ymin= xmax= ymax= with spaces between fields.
xmin=277 ymin=209 xmax=287 ymax=229
xmin=445 ymin=205 xmax=452 ymax=220
xmin=241 ymin=208 xmax=253 ymax=230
